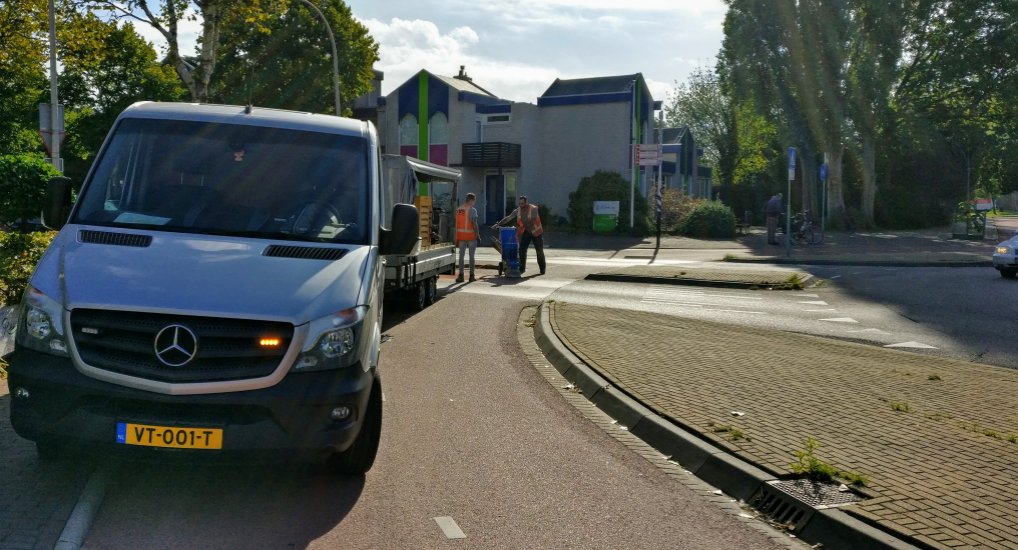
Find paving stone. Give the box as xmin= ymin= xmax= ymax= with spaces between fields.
xmin=550 ymin=302 xmax=1018 ymax=550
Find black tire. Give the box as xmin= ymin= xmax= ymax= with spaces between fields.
xmin=1001 ymin=269 xmax=1017 ymax=279
xmin=424 ymin=277 xmax=437 ymax=305
xmin=803 ymin=226 xmax=816 ymax=245
xmin=412 ymin=281 xmax=427 ymax=311
xmin=329 ymin=377 xmax=382 ymax=475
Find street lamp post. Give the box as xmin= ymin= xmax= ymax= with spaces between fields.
xmin=48 ymin=0 xmax=62 ymax=171
xmin=297 ymin=0 xmax=341 ymax=116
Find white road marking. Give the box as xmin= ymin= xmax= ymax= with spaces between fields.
xmin=798 ymin=300 xmax=828 ymax=305
xmin=884 ymin=341 xmax=938 ymax=349
xmin=642 ymin=300 xmax=705 ymax=308
xmin=819 ymin=317 xmax=859 ymax=323
xmin=795 ymin=293 xmax=819 ymax=297
xmin=847 ymin=328 xmax=890 ymax=334
xmin=56 ymin=461 xmax=116 ymax=550
xmin=434 ymin=516 xmax=467 ymax=539
xmin=712 ymin=310 xmax=768 ymax=315
xmin=804 ymin=309 xmax=837 ymax=312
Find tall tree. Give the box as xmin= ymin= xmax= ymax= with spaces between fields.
xmin=664 ymin=66 xmax=736 ymax=188
xmin=0 ymin=0 xmax=49 ymax=154
xmin=83 ymin=0 xmax=279 ymax=102
xmin=211 ymin=0 xmax=377 ymax=114
xmin=847 ymin=0 xmax=907 ymax=224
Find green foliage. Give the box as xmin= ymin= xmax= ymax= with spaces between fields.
xmin=0 ymin=230 xmax=57 ymax=306
xmin=679 ymin=200 xmax=736 ymax=238
xmin=0 ymin=155 xmax=61 ymax=229
xmin=790 ymin=437 xmax=868 ymax=486
xmin=0 ymin=0 xmax=49 ymax=156
xmin=212 ymin=0 xmax=379 ymax=115
xmin=567 ymin=170 xmax=649 ymax=235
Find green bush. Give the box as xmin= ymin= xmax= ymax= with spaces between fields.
xmin=679 ymin=200 xmax=737 ymax=238
xmin=568 ymin=170 xmax=650 ymax=234
xmin=0 ymin=154 xmax=60 ymax=229
xmin=0 ymin=231 xmax=58 ymax=306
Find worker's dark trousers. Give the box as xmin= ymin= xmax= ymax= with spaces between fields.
xmin=519 ymin=231 xmax=546 ymax=274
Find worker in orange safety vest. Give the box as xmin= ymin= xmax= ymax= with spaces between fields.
xmin=455 ymin=193 xmax=481 ymax=282
xmin=497 ymin=195 xmax=545 ymax=275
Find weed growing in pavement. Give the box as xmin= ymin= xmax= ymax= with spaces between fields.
xmin=928 ymin=374 xmax=942 ymax=381
xmin=0 ymin=356 xmax=6 ymax=379
xmin=779 ymin=274 xmax=805 ymax=290
xmin=790 ymin=437 xmax=868 ymax=486
xmin=710 ymin=424 xmax=748 ymax=441
xmin=890 ymin=401 xmax=911 ymax=412
xmin=957 ymin=422 xmax=1018 ymax=444
xmin=723 ymin=254 xmax=736 ymax=261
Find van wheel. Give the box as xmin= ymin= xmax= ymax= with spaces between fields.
xmin=329 ymin=377 xmax=382 ymax=475
xmin=1001 ymin=269 xmax=1017 ymax=279
xmin=424 ymin=277 xmax=437 ymax=305
xmin=412 ymin=281 xmax=427 ymax=311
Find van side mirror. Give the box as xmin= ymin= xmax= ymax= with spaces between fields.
xmin=380 ymin=203 xmax=420 ymax=255
xmin=43 ymin=176 xmax=72 ymax=230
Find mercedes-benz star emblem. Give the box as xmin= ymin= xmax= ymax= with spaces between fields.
xmin=154 ymin=324 xmax=199 ymax=367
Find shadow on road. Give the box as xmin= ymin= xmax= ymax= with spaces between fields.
xmin=83 ymin=459 xmax=365 ymax=549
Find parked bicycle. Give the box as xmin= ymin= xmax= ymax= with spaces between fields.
xmin=790 ymin=210 xmax=821 ymax=244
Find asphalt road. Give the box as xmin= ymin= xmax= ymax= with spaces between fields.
xmin=6 ymin=245 xmax=1012 ymax=549
xmin=77 ymin=284 xmax=796 ymax=549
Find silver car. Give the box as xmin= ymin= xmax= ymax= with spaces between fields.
xmin=993 ymin=232 xmax=1018 ymax=278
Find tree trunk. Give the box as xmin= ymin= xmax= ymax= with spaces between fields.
xmin=826 ymin=143 xmax=846 ymax=220
xmin=194 ymin=1 xmax=223 ymax=103
xmin=799 ymin=145 xmax=817 ymax=216
xmin=860 ymin=135 xmax=876 ymax=225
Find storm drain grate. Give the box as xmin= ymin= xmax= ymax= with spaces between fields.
xmin=750 ymin=479 xmax=865 ymax=531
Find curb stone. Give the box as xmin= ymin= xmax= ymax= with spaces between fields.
xmin=585 ymin=273 xmax=813 ymax=290
xmin=533 ymin=302 xmax=920 ymax=550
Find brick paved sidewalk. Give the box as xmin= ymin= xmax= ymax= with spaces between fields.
xmin=549 ymin=302 xmax=1018 ymax=550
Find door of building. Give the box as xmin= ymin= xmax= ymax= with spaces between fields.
xmin=485 ymin=174 xmax=505 ymax=223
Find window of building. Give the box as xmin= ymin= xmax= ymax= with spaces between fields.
xmin=484 ymin=114 xmax=511 ymax=124
xmin=399 ymin=114 xmax=418 ymax=145
xmin=430 ymin=112 xmax=448 ymax=144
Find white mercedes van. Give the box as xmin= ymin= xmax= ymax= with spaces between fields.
xmin=6 ymin=102 xmax=418 ymax=473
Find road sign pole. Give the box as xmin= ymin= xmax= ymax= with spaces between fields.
xmin=786 ymin=147 xmax=796 ymax=258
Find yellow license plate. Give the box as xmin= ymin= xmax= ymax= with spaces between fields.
xmin=116 ymin=422 xmax=223 ymax=450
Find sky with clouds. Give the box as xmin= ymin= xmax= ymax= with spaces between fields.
xmin=128 ymin=0 xmax=728 ymax=105
xmin=347 ymin=0 xmax=728 ymax=103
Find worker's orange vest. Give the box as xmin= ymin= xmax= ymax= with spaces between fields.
xmin=456 ymin=207 xmax=476 ymax=243
xmin=517 ymin=204 xmax=543 ymax=237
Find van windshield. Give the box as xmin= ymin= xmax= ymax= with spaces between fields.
xmin=74 ymin=118 xmax=370 ymax=244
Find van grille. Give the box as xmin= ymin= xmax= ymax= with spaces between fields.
xmin=264 ymin=245 xmax=346 ymax=261
xmin=79 ymin=230 xmax=153 ymax=248
xmin=70 ymin=309 xmax=293 ymax=383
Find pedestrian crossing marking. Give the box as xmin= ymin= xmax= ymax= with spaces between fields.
xmin=884 ymin=341 xmax=938 ymax=349
xmin=819 ymin=317 xmax=859 ymax=323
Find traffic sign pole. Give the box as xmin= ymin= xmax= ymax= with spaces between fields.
xmin=786 ymin=147 xmax=796 ymax=258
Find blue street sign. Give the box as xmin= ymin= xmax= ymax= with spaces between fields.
xmin=788 ymin=147 xmax=797 ymax=169
xmin=819 ymin=163 xmax=828 ymax=182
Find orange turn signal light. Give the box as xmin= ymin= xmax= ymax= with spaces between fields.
xmin=259 ymin=338 xmax=281 ymax=348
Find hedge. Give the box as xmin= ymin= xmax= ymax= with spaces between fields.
xmin=0 ymin=231 xmax=58 ymax=306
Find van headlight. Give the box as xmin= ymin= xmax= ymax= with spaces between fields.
xmin=16 ymin=287 xmax=69 ymax=356
xmin=293 ymin=306 xmax=367 ymax=371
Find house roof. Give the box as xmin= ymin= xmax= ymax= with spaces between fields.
xmin=431 ymin=73 xmax=498 ymax=98
xmin=539 ymin=74 xmax=641 ymax=98
xmin=661 ymin=127 xmax=690 ymax=144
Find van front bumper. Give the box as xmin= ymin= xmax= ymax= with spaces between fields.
xmin=7 ymin=348 xmax=374 ymax=460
